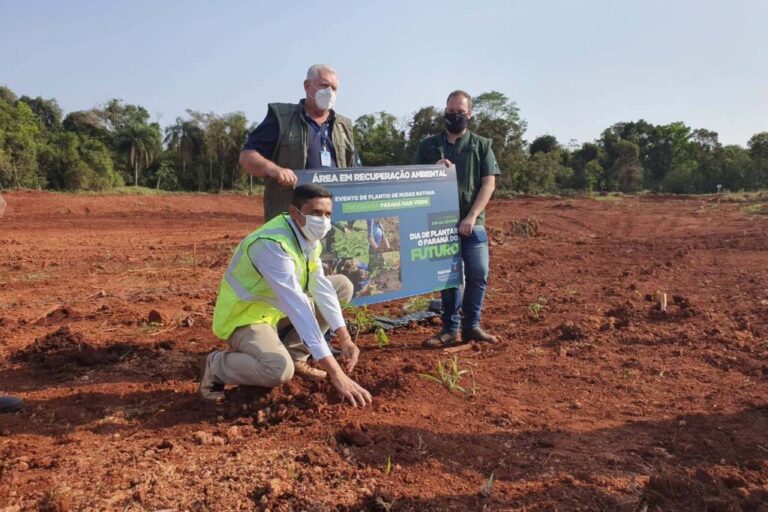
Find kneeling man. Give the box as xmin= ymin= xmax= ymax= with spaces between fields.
xmin=199 ymin=184 xmax=372 ymax=407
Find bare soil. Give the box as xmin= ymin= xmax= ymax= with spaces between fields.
xmin=1 ymin=191 xmax=767 ymax=511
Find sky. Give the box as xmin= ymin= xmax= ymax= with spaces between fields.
xmin=2 ymin=0 xmax=767 ymax=147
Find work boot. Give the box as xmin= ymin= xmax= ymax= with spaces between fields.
xmin=462 ymin=327 xmax=498 ymax=343
xmin=293 ymin=360 xmax=327 ymax=381
xmin=198 ymin=351 xmax=225 ymax=402
xmin=422 ymin=330 xmax=459 ymax=348
xmin=0 ymin=396 xmax=23 ymax=413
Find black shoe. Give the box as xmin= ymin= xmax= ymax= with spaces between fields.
xmin=462 ymin=327 xmax=498 ymax=343
xmin=423 ymin=330 xmax=459 ymax=348
xmin=0 ymin=396 xmax=23 ymax=413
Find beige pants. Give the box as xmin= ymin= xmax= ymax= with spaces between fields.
xmin=211 ymin=274 xmax=353 ymax=388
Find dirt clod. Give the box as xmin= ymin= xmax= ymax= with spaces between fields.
xmin=338 ymin=422 xmax=372 ymax=447
xmin=558 ymin=321 xmax=585 ymax=340
xmin=147 ymin=309 xmax=164 ymax=324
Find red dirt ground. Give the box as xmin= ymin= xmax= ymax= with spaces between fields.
xmin=1 ymin=190 xmax=767 ymax=511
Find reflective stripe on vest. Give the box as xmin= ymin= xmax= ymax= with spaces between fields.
xmin=211 ymin=215 xmax=321 ymax=340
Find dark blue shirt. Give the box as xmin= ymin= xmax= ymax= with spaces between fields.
xmin=243 ymin=103 xmax=338 ymax=169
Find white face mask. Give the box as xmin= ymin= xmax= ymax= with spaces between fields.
xmin=314 ymin=86 xmax=336 ymax=111
xmin=297 ymin=210 xmax=332 ymax=242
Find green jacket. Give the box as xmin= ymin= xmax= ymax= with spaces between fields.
xmin=212 ymin=214 xmax=321 ymax=340
xmin=413 ymin=130 xmax=500 ymax=226
xmin=263 ymin=102 xmax=356 ymax=221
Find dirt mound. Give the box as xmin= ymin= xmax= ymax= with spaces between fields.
xmin=11 ymin=326 xmax=174 ymax=371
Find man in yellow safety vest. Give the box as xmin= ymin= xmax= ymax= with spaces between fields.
xmin=199 ymin=183 xmax=372 ymax=407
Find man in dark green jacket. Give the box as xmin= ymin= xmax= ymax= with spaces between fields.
xmin=413 ymin=90 xmax=500 ymax=346
xmin=239 ymin=64 xmax=358 ymax=222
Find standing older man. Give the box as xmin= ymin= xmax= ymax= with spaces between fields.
xmin=413 ymin=90 xmax=500 ymax=346
xmin=239 ymin=64 xmax=359 ymax=222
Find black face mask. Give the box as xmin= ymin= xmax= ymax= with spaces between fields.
xmin=444 ymin=112 xmax=469 ymax=134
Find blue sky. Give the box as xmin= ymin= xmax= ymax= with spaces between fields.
xmin=2 ymin=0 xmax=766 ymax=146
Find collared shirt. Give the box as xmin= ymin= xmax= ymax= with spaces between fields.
xmin=246 ymin=218 xmax=345 ymax=360
xmin=413 ymin=130 xmax=500 ymax=225
xmin=242 ymin=102 xmax=338 ymax=169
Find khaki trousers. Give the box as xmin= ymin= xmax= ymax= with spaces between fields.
xmin=211 ymin=274 xmax=352 ymax=388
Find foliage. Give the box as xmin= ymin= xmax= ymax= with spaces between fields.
xmin=2 ymin=83 xmax=768 ymax=195
xmin=375 ymin=327 xmax=390 ymax=348
xmin=528 ymin=297 xmax=547 ymax=320
xmin=354 ymin=112 xmax=406 ymax=166
xmin=530 ymin=134 xmax=559 ymax=155
xmin=402 ymin=295 xmax=431 ymax=313
xmin=384 ymin=456 xmax=393 ymax=475
xmin=420 ymin=355 xmax=469 ymax=393
xmin=332 ymin=222 xmax=369 ymax=261
xmin=479 ymin=472 xmax=495 ymax=498
xmin=344 ymin=304 xmax=388 ymax=347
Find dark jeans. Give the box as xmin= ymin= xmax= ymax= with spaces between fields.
xmin=441 ymin=225 xmax=490 ymax=332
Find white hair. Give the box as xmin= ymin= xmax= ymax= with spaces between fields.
xmin=306 ymin=64 xmax=337 ymax=82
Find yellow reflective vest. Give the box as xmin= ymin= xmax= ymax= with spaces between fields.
xmin=212 ymin=214 xmax=321 ymax=340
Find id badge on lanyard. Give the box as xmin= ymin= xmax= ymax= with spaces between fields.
xmin=320 ymin=146 xmax=332 ymax=167
xmin=320 ymin=127 xmax=332 ymax=167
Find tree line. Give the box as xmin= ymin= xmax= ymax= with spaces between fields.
xmin=1 ymin=85 xmax=766 ymax=194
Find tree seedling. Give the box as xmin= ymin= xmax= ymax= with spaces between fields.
xmin=375 ymin=326 xmax=390 ymax=348
xmin=420 ymin=355 xmax=468 ymax=393
xmin=528 ymin=296 xmax=547 ymax=320
xmin=344 ymin=304 xmax=388 ymax=346
xmin=479 ymin=472 xmax=495 ymax=498
xmin=402 ymin=294 xmax=431 ymax=313
xmin=384 ymin=455 xmax=393 ymax=475
xmin=375 ymin=496 xmax=396 ymax=512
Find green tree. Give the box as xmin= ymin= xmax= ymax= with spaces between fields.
xmin=354 ymin=112 xmax=407 ymax=166
xmin=747 ymin=132 xmax=768 ymax=189
xmin=155 ymin=160 xmax=178 ymax=190
xmin=115 ymin=122 xmax=162 ymax=186
xmin=0 ymin=95 xmax=43 ymax=188
xmin=530 ymin=134 xmax=559 ymax=155
xmin=406 ymin=106 xmax=443 ymax=159
xmin=18 ymin=95 xmax=63 ymax=131
xmin=516 ymin=152 xmax=563 ymax=194
xmin=471 ymin=91 xmax=527 ymax=190
xmin=164 ymin=115 xmax=204 ymax=181
xmin=612 ymin=140 xmax=644 ymax=192
xmin=583 ymin=160 xmax=603 ymax=192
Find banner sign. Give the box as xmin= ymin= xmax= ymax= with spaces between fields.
xmin=298 ymin=165 xmax=463 ymax=306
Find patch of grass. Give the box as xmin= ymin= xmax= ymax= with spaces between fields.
xmin=510 ymin=216 xmax=539 ymax=237
xmin=20 ymin=272 xmax=45 ymax=282
xmin=374 ymin=328 xmax=390 ymax=348
xmin=528 ymin=296 xmax=547 ymax=320
xmin=718 ymin=190 xmax=768 ymax=203
xmin=384 ymin=455 xmax=393 ymax=475
xmin=375 ymin=496 xmax=396 ymax=512
xmin=743 ymin=203 xmax=768 ymax=215
xmin=479 ymin=472 xmax=495 ymax=498
xmin=66 ymin=186 xmax=263 ymax=197
xmin=344 ymin=304 xmax=389 ymax=348
xmin=591 ymin=193 xmax=624 ymax=202
xmin=402 ymin=294 xmax=431 ymax=313
xmin=420 ymin=355 xmax=469 ymax=394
